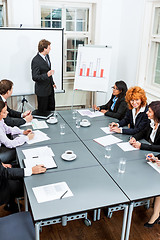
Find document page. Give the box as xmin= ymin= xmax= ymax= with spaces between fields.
xmin=93 ymin=135 xmax=122 ymax=146
xmin=77 ymin=109 xmax=104 ymax=118
xmin=117 ymin=142 xmax=138 ymax=152
xmin=23 ymin=156 xmax=57 ymax=169
xmin=147 ymin=162 xmax=160 ymax=174
xmin=26 ymin=130 xmax=50 ymax=144
xmin=22 ymin=146 xmax=54 ymax=158
xmin=32 ymin=119 xmax=49 ymax=130
xmin=101 ymin=127 xmax=115 ymax=134
xmin=33 ymin=182 xmax=73 ymax=203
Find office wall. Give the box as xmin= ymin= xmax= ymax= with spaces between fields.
xmin=96 ymin=0 xmax=146 ymax=105
xmin=6 ymin=0 xmax=146 ymax=108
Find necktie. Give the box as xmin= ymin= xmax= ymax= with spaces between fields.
xmin=45 ymin=55 xmax=50 ymax=67
xmin=111 ymin=97 xmax=118 ymax=111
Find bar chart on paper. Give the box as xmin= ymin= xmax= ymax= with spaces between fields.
xmin=74 ymin=45 xmax=112 ymax=92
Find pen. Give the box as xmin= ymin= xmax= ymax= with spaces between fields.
xmin=33 ymin=156 xmax=38 ymax=158
xmin=60 ymin=190 xmax=68 ymax=199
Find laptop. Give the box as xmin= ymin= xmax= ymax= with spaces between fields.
xmin=32 ymin=110 xmax=53 ymax=120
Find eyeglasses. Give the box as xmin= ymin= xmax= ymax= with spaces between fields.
xmin=112 ymin=86 xmax=119 ymax=91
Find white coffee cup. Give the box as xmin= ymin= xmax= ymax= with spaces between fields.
xmin=64 ymin=150 xmax=74 ymax=159
xmin=49 ymin=117 xmax=56 ymax=123
xmin=81 ymin=119 xmax=89 ymax=126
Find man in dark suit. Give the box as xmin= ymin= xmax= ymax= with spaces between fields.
xmin=0 ymin=160 xmax=46 ymax=212
xmin=31 ymin=39 xmax=56 ymax=112
xmin=0 ymin=79 xmax=33 ymax=127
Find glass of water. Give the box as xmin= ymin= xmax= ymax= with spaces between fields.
xmin=60 ymin=123 xmax=65 ymax=135
xmin=118 ymin=158 xmax=126 ymax=173
xmin=76 ymin=118 xmax=81 ymax=128
xmin=72 ymin=110 xmax=77 ymax=119
xmin=105 ymin=145 xmax=111 ymax=158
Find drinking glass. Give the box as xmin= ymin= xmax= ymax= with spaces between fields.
xmin=118 ymin=158 xmax=126 ymax=173
xmin=105 ymin=145 xmax=111 ymax=158
xmin=76 ymin=118 xmax=81 ymax=128
xmin=60 ymin=123 xmax=65 ymax=135
xmin=72 ymin=110 xmax=77 ymax=119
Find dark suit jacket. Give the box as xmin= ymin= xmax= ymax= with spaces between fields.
xmin=0 ymin=96 xmax=25 ymax=127
xmin=31 ymin=53 xmax=55 ymax=97
xmin=99 ymin=96 xmax=127 ymax=120
xmin=133 ymin=123 xmax=160 ymax=152
xmin=118 ymin=106 xmax=149 ymax=135
xmin=0 ymin=160 xmax=24 ymax=204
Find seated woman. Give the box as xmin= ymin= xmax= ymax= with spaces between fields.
xmin=129 ymin=101 xmax=160 ymax=151
xmin=143 ymin=153 xmax=160 ymax=227
xmin=109 ymin=86 xmax=148 ymax=135
xmin=93 ymin=80 xmax=128 ymax=120
xmin=0 ymin=101 xmax=34 ymax=163
xmin=0 ymin=159 xmax=46 ymax=212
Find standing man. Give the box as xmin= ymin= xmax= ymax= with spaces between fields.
xmin=31 ymin=39 xmax=56 ymax=112
xmin=0 ymin=79 xmax=32 ymax=127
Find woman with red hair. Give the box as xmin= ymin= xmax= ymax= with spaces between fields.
xmin=109 ymin=86 xmax=148 ymax=135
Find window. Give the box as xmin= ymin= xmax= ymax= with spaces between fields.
xmin=147 ymin=6 xmax=160 ymax=87
xmin=0 ymin=2 xmax=6 ymax=27
xmin=41 ymin=4 xmax=92 ymax=77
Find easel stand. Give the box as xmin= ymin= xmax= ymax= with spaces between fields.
xmin=17 ymin=96 xmax=34 ymax=113
xmin=71 ymin=90 xmax=106 ymax=110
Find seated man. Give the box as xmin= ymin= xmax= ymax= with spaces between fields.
xmin=0 ymin=159 xmax=46 ymax=212
xmin=0 ymin=79 xmax=32 ymax=127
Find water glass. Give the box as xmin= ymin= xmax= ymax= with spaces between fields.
xmin=76 ymin=118 xmax=81 ymax=128
xmin=72 ymin=110 xmax=77 ymax=119
xmin=118 ymin=158 xmax=126 ymax=173
xmin=105 ymin=145 xmax=111 ymax=158
xmin=60 ymin=123 xmax=65 ymax=135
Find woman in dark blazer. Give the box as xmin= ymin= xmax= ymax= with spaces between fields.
xmin=129 ymin=101 xmax=160 ymax=151
xmin=110 ymin=86 xmax=148 ymax=135
xmin=93 ymin=80 xmax=128 ymax=120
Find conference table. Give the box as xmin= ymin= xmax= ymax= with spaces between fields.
xmin=16 ymin=109 xmax=160 ymax=240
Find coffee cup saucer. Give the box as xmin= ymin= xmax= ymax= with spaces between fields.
xmin=46 ymin=117 xmax=58 ymax=124
xmin=80 ymin=121 xmax=91 ymax=127
xmin=61 ymin=153 xmax=77 ymax=161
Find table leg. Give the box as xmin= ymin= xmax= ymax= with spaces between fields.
xmin=62 ymin=216 xmax=67 ymax=226
xmin=35 ymin=222 xmax=41 ymax=240
xmin=121 ymin=204 xmax=128 ymax=240
xmin=24 ymin=186 xmax=28 ymax=211
xmin=93 ymin=209 xmax=97 ymax=221
xmin=125 ymin=202 xmax=134 ymax=240
xmin=97 ymin=209 xmax=101 ymax=220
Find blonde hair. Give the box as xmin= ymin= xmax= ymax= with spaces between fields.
xmin=125 ymin=86 xmax=147 ymax=109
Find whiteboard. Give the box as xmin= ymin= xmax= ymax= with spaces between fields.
xmin=0 ymin=28 xmax=63 ymax=96
xmin=74 ymin=45 xmax=112 ymax=92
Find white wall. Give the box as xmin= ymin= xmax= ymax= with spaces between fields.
xmin=96 ymin=0 xmax=146 ymax=106
xmin=116 ymin=0 xmax=146 ymax=88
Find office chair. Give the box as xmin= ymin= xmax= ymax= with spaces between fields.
xmin=0 ymin=211 xmax=35 ymax=240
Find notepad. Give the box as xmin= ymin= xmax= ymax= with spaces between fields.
xmin=93 ymin=135 xmax=122 ymax=146
xmin=32 ymin=182 xmax=73 ymax=203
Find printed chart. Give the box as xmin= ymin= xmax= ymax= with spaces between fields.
xmin=74 ymin=45 xmax=112 ymax=92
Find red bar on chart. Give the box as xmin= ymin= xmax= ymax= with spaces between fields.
xmin=79 ymin=68 xmax=83 ymax=76
xmin=93 ymin=71 xmax=96 ymax=77
xmin=86 ymin=68 xmax=90 ymax=76
xmin=100 ymin=69 xmax=104 ymax=78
